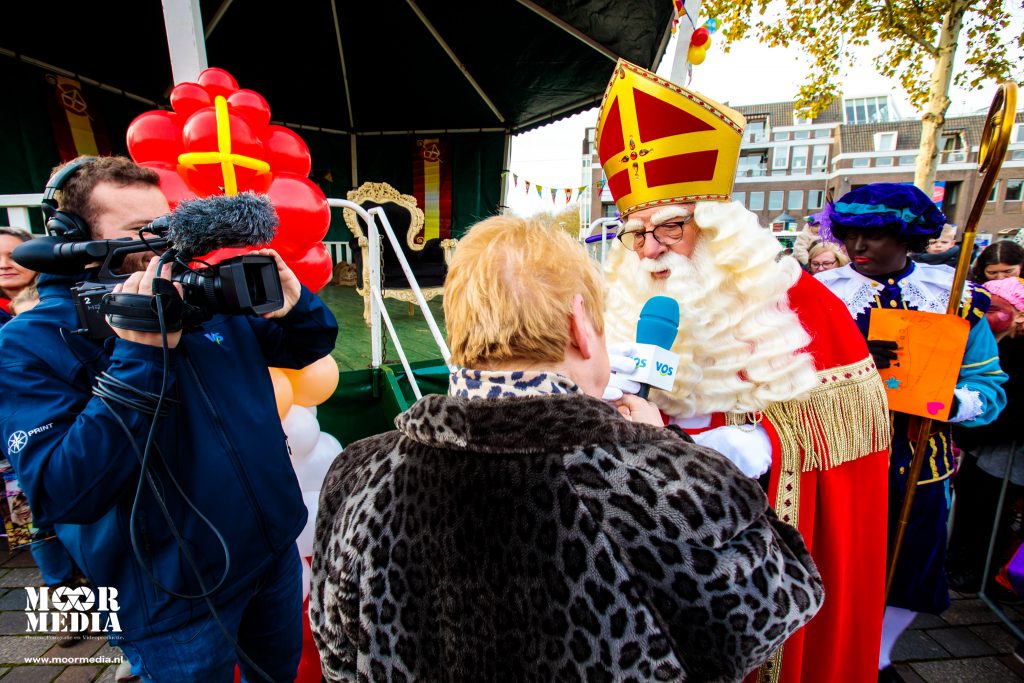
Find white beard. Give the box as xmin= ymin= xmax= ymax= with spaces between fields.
xmin=604 ymin=208 xmax=818 ymax=418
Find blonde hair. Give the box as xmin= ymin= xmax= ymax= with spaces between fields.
xmin=445 ymin=216 xmax=605 ymax=368
xmin=808 ymin=241 xmax=850 ymax=267
xmin=604 ymin=200 xmax=819 ymax=417
xmin=10 ymin=284 xmax=39 ymax=315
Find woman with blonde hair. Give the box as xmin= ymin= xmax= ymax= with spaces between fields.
xmin=806 ymin=239 xmax=849 ymax=273
xmin=311 ymin=215 xmax=823 ymax=683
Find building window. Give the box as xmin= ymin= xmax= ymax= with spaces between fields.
xmin=793 ymin=113 xmax=812 ymax=126
xmin=791 ymin=145 xmax=809 ymax=173
xmin=774 ymin=131 xmax=791 ymax=141
xmin=853 ymin=157 xmax=870 ymax=168
xmin=1014 ymin=124 xmax=1024 ymax=144
xmin=1006 ymin=180 xmax=1023 ymax=202
xmin=773 ymin=147 xmax=790 ymax=170
xmin=874 ymin=132 xmax=897 ymax=152
xmin=899 ymin=154 xmax=916 ymax=166
xmin=845 ymin=96 xmax=894 ymax=124
xmin=988 ymin=181 xmax=999 ymax=203
xmin=749 ymin=192 xmax=765 ymax=211
xmin=811 ymin=145 xmax=829 ymax=172
xmin=1014 ymin=150 xmax=1024 ymax=161
xmin=940 ymin=132 xmax=967 ymax=163
xmin=877 ymin=157 xmax=894 ymax=167
xmin=788 ymin=191 xmax=804 ymax=211
xmin=747 ymin=120 xmax=767 ymax=143
xmin=793 ymin=130 xmax=811 ymax=140
xmin=733 ymin=192 xmax=746 ymax=206
xmin=603 ymin=203 xmax=618 ymax=218
xmin=814 ymin=128 xmax=831 ymax=139
xmin=808 ymin=190 xmax=824 ymax=209
xmin=738 ymin=151 xmax=768 ymax=177
xmin=769 ymin=191 xmax=784 ymax=211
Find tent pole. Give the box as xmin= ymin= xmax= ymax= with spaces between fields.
xmin=330 ymin=0 xmax=355 ymax=129
xmin=669 ymin=0 xmax=702 ymax=84
xmin=500 ymin=131 xmax=512 ymax=213
xmin=515 ymin=0 xmax=620 ymax=62
xmin=161 ymin=0 xmax=208 ymax=84
xmin=405 ymin=0 xmax=506 ymax=124
xmin=351 ymin=134 xmax=359 ymax=187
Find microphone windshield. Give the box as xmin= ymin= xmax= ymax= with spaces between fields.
xmin=636 ymin=296 xmax=680 ymax=350
xmin=166 ymin=192 xmax=278 ymax=256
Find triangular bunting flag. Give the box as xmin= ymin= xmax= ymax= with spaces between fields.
xmin=564 ymin=188 xmax=573 ymax=203
xmin=536 ymin=185 xmax=543 ymax=197
xmin=513 ymin=173 xmax=518 ymax=188
xmin=525 ymin=180 xmax=531 ymax=194
xmin=550 ymin=188 xmax=557 ymax=203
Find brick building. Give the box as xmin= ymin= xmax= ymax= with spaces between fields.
xmin=583 ymin=95 xmax=1024 ymax=242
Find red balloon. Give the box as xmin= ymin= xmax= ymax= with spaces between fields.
xmin=139 ymin=161 xmax=197 ymax=210
xmin=227 ymin=90 xmax=272 ymax=136
xmin=266 ymin=176 xmax=330 ymax=257
xmin=127 ymin=111 xmax=184 ymax=164
xmin=264 ymin=126 xmax=312 ymax=177
xmin=287 ymin=243 xmax=333 ymax=293
xmin=181 ymin=109 xmax=271 ymax=196
xmin=194 ymin=246 xmax=254 ymax=266
xmin=196 ymin=68 xmax=239 ymax=99
xmin=690 ymin=26 xmax=710 ymax=48
xmin=169 ymin=82 xmax=213 ymax=119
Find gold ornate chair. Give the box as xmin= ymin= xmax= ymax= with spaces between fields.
xmin=342 ymin=182 xmax=457 ymax=323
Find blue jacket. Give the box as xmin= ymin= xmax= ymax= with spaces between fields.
xmin=0 ymin=271 xmax=338 ymax=638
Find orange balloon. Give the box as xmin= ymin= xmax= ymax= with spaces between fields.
xmin=268 ymin=367 xmax=294 ymax=419
xmin=284 ymin=355 xmax=340 ymax=407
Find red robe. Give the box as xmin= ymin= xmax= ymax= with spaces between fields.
xmin=686 ymin=273 xmax=889 ymax=683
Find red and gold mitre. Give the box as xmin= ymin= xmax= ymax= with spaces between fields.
xmin=596 ymin=60 xmax=746 ymax=216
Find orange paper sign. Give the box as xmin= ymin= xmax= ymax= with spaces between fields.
xmin=867 ymin=309 xmax=969 ymax=420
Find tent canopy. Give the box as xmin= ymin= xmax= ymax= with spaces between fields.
xmin=2 ymin=0 xmax=674 ymax=134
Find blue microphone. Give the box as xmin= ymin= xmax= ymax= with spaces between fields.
xmin=633 ymin=296 xmax=681 ymax=400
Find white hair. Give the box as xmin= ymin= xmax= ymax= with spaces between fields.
xmin=604 ymin=200 xmax=819 ymax=417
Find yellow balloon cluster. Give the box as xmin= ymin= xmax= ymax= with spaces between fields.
xmin=268 ymin=354 xmax=340 ymax=418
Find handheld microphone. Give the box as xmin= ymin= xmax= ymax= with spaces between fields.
xmin=163 ymin=192 xmax=278 ymax=258
xmin=631 ymin=296 xmax=681 ymax=400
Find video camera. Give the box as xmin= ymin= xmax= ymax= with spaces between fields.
xmin=14 ymin=193 xmax=284 ymax=340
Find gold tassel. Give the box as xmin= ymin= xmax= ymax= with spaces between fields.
xmin=728 ymin=356 xmax=891 ymax=473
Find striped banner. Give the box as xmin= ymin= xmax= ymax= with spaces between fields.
xmin=412 ymin=138 xmax=452 ymax=244
xmin=45 ymin=75 xmax=110 ymax=162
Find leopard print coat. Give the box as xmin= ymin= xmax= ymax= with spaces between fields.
xmin=310 ymin=392 xmax=823 ymax=682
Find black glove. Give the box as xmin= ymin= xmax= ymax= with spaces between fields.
xmin=867 ymin=339 xmax=899 ymax=369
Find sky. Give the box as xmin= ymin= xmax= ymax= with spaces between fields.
xmin=506 ymin=11 xmax=1024 ymax=217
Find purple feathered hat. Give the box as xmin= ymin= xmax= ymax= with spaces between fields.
xmin=821 ymin=183 xmax=946 ymax=243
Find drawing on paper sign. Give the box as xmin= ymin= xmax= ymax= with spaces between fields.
xmin=868 ymin=309 xmax=969 ymax=421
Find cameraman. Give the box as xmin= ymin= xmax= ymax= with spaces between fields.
xmin=0 ymin=156 xmax=338 ymax=682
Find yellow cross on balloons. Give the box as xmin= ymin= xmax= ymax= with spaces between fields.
xmin=178 ymin=96 xmax=271 ymax=195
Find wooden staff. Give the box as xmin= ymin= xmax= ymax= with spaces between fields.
xmin=885 ymin=81 xmax=1018 ymax=601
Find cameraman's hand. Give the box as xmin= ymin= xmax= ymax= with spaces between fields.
xmin=111 ymin=256 xmax=183 ymax=348
xmin=252 ymin=249 xmax=301 ymax=319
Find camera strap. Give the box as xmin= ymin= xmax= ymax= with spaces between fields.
xmin=101 ymin=280 xmax=185 ymax=333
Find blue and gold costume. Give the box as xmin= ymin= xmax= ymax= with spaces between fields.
xmin=817 ymin=184 xmax=1007 ymax=615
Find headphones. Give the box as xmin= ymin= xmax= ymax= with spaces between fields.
xmin=41 ymin=156 xmax=97 ymax=241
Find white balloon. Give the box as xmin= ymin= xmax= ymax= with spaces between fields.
xmin=296 ymin=490 xmax=320 ymax=558
xmin=282 ymin=405 xmax=320 ymax=464
xmin=306 ymin=406 xmax=317 ymax=418
xmin=296 ymin=432 xmax=343 ymax=492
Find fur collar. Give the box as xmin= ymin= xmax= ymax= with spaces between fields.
xmin=395 ymin=392 xmax=669 ymax=454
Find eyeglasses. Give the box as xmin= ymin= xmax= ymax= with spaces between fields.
xmin=809 ymin=259 xmax=838 ymax=270
xmin=617 ymin=217 xmax=692 ymax=252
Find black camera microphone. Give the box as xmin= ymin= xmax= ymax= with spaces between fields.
xmin=13 ymin=236 xmax=170 ymax=276
xmin=161 ymin=192 xmax=278 ymax=258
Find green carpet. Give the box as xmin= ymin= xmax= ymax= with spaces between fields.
xmin=316 ymin=285 xmax=449 ymax=371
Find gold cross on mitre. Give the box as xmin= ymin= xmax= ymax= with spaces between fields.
xmin=178 ymin=95 xmax=271 ymax=196
xmin=595 ymin=60 xmax=746 ymax=217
